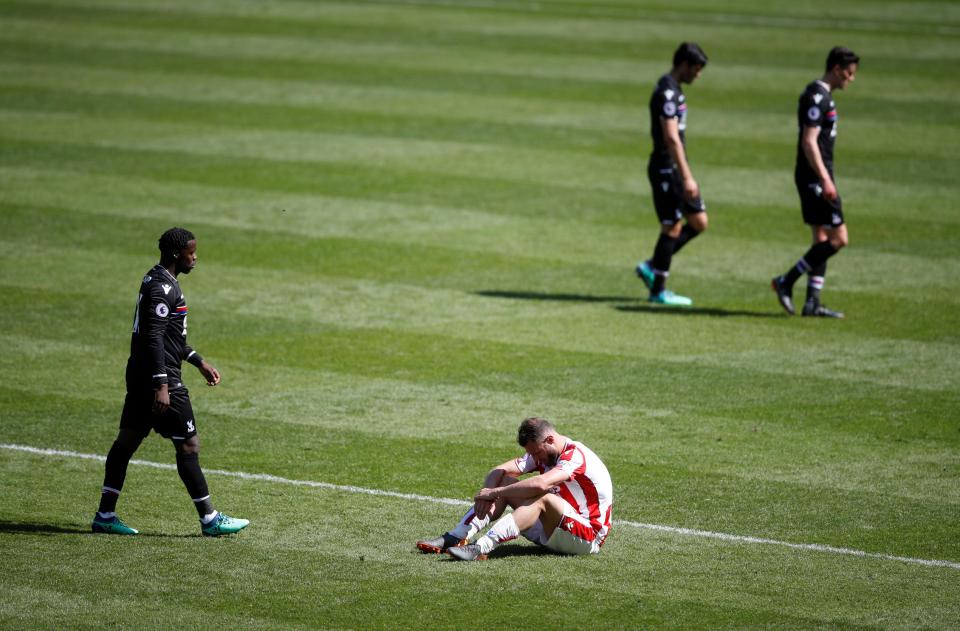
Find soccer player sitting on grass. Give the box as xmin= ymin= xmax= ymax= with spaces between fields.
xmin=416 ymin=417 xmax=613 ymax=561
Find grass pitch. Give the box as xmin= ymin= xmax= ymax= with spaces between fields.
xmin=1 ymin=0 xmax=959 ymax=628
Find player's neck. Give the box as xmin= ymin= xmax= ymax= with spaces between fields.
xmin=159 ymin=261 xmax=179 ymax=279
xmin=817 ymin=77 xmax=833 ymax=92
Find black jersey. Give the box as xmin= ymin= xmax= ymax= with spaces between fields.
xmin=649 ymin=73 xmax=687 ymax=165
xmin=795 ymin=80 xmax=838 ymax=182
xmin=125 ymin=264 xmax=196 ymax=392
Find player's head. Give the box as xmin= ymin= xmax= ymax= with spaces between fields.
xmin=518 ymin=417 xmax=561 ymax=464
xmin=672 ymin=42 xmax=708 ymax=83
xmin=158 ymin=226 xmax=197 ymax=274
xmin=824 ymin=46 xmax=859 ymax=90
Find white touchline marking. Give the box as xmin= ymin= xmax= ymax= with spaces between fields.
xmin=4 ymin=443 xmax=958 ymax=570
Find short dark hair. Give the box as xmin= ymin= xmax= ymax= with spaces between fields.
xmin=158 ymin=227 xmax=195 ymax=262
xmin=825 ymin=46 xmax=859 ymax=72
xmin=517 ymin=417 xmax=555 ymax=446
xmin=673 ymin=42 xmax=708 ymax=68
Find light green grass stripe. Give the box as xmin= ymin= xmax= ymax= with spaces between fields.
xmin=3 ymin=169 xmax=960 ymax=294
xmin=0 ymin=60 xmax=641 ymax=131
xmin=2 ymin=340 xmax=955 ymax=505
xmin=19 ymin=0 xmax=960 ymax=41
xmin=3 ymin=16 xmax=957 ymax=107
xmin=4 ymin=442 xmax=959 ymax=570
xmin=3 ymin=237 xmax=960 ymax=392
xmin=3 ymin=111 xmax=958 ymax=216
xmin=2 ymin=62 xmax=957 ymax=162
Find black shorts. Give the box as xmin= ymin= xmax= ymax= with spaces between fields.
xmin=797 ymin=180 xmax=844 ymax=227
xmin=120 ymin=388 xmax=197 ymax=440
xmin=647 ymin=160 xmax=706 ymax=225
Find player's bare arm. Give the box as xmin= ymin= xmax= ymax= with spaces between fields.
xmin=801 ymin=125 xmax=837 ymax=201
xmin=475 ymin=467 xmax=568 ymax=503
xmin=662 ymin=117 xmax=699 ymax=201
xmin=473 ymin=459 xmax=523 ymax=518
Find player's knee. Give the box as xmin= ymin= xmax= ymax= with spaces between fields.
xmin=831 ymin=232 xmax=848 ymax=249
xmin=174 ymin=436 xmax=201 ymax=455
xmin=689 ymin=214 xmax=708 ymax=232
xmin=662 ymin=222 xmax=683 ymax=237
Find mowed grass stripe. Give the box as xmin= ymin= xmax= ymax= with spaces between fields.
xmin=5 ymin=0 xmax=958 ymax=65
xmin=4 ymin=197 xmax=960 ymax=333
xmin=5 ymin=167 xmax=957 ymax=283
xmin=2 ymin=339 xmax=957 ymax=510
xmin=4 ymin=236 xmax=960 ymax=402
xmin=1 ymin=36 xmax=957 ymax=133
xmin=2 ymin=79 xmax=958 ymax=180
xmin=2 ymin=384 xmax=958 ymax=561
xmin=4 ymin=442 xmax=960 ymax=571
xmin=3 ymin=113 xmax=959 ymax=228
xmin=1 ymin=457 xmax=955 ymax=630
xmin=3 ymin=13 xmax=959 ymax=109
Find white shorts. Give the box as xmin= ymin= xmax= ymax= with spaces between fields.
xmin=521 ymin=504 xmax=602 ymax=555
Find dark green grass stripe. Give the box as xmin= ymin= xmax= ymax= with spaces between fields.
xmin=0 ymin=138 xmax=642 ymax=224
xmin=3 ymin=282 xmax=958 ymax=443
xmin=4 ymin=200 xmax=960 ymax=322
xmin=2 ymin=0 xmax=956 ymax=73
xmin=2 ymin=85 xmax=956 ymax=188
xmin=0 ymin=84 xmax=643 ymax=157
xmin=1 ymin=37 xmax=957 ymax=128
xmin=4 ymin=136 xmax=960 ymax=251
xmin=2 ymin=387 xmax=958 ymax=562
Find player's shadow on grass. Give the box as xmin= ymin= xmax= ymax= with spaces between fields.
xmin=442 ymin=545 xmax=553 ymax=561
xmin=475 ymin=289 xmax=779 ymax=318
xmin=0 ymin=520 xmax=194 ymax=538
xmin=615 ymin=305 xmax=782 ymax=318
xmin=474 ymin=290 xmax=640 ymax=303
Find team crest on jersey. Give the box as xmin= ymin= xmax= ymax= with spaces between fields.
xmin=663 ymin=101 xmax=676 ymax=117
xmin=155 ymin=303 xmax=169 ymax=317
xmin=807 ymin=106 xmax=821 ymax=121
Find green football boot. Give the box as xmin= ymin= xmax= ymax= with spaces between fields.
xmin=649 ymin=290 xmax=693 ymax=307
xmin=201 ymin=513 xmax=250 ymax=537
xmin=91 ymin=514 xmax=139 ymax=535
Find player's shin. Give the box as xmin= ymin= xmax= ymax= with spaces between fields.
xmin=176 ymin=452 xmax=215 ymax=518
xmin=448 ymin=507 xmax=491 ymax=541
xmin=475 ymin=513 xmax=520 ymax=554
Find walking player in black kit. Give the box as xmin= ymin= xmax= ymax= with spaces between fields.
xmin=635 ymin=42 xmax=709 ymax=307
xmin=772 ymin=47 xmax=860 ymax=318
xmin=92 ymin=227 xmax=249 ymax=536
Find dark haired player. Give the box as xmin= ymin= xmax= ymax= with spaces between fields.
xmin=635 ymin=42 xmax=709 ymax=306
xmin=772 ymin=47 xmax=860 ymax=318
xmin=415 ymin=417 xmax=612 ymax=561
xmin=92 ymin=227 xmax=249 ymax=536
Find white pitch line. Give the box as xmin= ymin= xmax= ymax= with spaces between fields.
xmin=3 ymin=442 xmax=958 ymax=570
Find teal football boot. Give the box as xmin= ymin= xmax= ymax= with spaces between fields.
xmin=649 ymin=290 xmax=692 ymax=307
xmin=91 ymin=514 xmax=139 ymax=535
xmin=201 ymin=513 xmax=250 ymax=537
xmin=635 ymin=261 xmax=655 ymax=291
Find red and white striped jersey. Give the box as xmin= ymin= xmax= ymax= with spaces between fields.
xmin=515 ymin=440 xmax=613 ymax=544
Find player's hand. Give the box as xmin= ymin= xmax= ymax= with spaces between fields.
xmin=821 ymin=179 xmax=838 ymax=202
xmin=153 ymin=384 xmax=170 ymax=415
xmin=199 ymin=361 xmax=221 ymax=386
xmin=683 ymin=177 xmax=700 ymax=202
xmin=473 ymin=499 xmax=495 ymax=520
